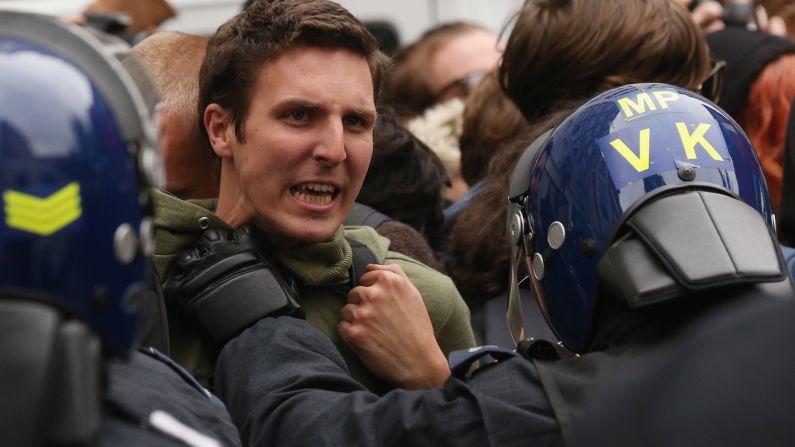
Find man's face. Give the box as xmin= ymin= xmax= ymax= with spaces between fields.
xmin=224 ymin=46 xmax=375 ymax=246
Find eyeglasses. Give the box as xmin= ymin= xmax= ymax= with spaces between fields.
xmin=698 ymin=58 xmax=727 ymax=103
xmin=429 ymin=71 xmax=488 ymax=107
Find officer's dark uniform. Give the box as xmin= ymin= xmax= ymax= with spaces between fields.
xmin=572 ymin=296 xmax=795 ymax=447
xmin=170 ymin=84 xmax=794 ymax=446
xmin=103 ymin=348 xmax=241 ymax=446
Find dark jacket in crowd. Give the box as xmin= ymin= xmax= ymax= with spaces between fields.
xmin=212 ymin=276 xmax=793 ymax=447
xmin=214 ymin=316 xmax=560 ymax=447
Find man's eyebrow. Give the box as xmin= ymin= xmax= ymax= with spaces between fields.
xmin=348 ymin=107 xmax=377 ymax=118
xmin=272 ymin=97 xmax=376 ymax=119
xmin=273 ymin=98 xmax=320 ymax=109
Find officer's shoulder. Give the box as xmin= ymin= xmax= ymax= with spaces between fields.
xmin=120 ymin=348 xmax=215 ymax=400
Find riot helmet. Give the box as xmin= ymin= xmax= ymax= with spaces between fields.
xmin=0 ymin=11 xmax=162 ymax=355
xmin=507 ymin=83 xmax=781 ymax=352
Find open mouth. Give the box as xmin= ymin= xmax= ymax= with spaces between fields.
xmin=290 ymin=182 xmax=340 ymax=206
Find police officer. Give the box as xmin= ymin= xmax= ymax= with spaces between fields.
xmin=168 ymin=84 xmax=793 ymax=446
xmin=0 ymin=12 xmax=240 ymax=446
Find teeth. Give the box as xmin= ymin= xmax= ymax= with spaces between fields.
xmin=291 ymin=183 xmax=338 ymax=206
xmin=293 ymin=191 xmax=333 ymax=205
xmin=300 ymin=183 xmax=336 ymax=193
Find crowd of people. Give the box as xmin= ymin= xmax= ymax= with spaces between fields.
xmin=2 ymin=0 xmax=795 ymax=445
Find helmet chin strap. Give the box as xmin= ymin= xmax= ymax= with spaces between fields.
xmin=507 ymin=244 xmax=527 ymax=345
xmin=506 ymin=130 xmax=552 ymax=346
xmin=507 ymin=198 xmax=533 ymax=346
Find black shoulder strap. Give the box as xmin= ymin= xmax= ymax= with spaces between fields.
xmin=347 ymin=237 xmax=380 ymax=288
xmin=139 ymin=269 xmax=170 ymax=355
xmin=344 ymin=202 xmax=392 ymax=229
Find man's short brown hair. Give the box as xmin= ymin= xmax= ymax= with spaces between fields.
xmin=198 ymin=0 xmax=390 ymax=142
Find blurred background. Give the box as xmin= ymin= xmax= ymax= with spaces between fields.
xmin=0 ymin=0 xmax=524 ymax=51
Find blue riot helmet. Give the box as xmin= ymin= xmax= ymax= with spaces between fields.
xmin=507 ymin=83 xmax=784 ymax=352
xmin=0 ymin=11 xmax=163 ymax=355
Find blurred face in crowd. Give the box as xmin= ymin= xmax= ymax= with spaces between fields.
xmin=206 ymin=46 xmax=376 ymax=247
xmin=430 ymin=29 xmax=502 ymax=104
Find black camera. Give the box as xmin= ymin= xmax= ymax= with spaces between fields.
xmin=690 ymin=0 xmax=757 ymax=28
xmin=83 ymin=11 xmax=131 ymax=35
xmin=83 ymin=12 xmax=150 ymax=46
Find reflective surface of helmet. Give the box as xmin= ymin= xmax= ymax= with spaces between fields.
xmin=0 ymin=12 xmax=161 ymax=354
xmin=508 ymin=83 xmax=772 ymax=351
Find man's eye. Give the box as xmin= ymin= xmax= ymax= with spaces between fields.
xmin=287 ymin=110 xmax=309 ymax=121
xmin=344 ymin=115 xmax=366 ymax=127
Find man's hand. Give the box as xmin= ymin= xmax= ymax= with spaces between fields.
xmin=339 ymin=264 xmax=450 ymax=390
xmin=165 ymin=227 xmax=302 ymax=355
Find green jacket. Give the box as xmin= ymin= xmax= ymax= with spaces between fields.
xmin=152 ymin=189 xmax=476 ymax=393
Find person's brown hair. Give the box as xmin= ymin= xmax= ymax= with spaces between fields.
xmin=500 ymin=0 xmax=709 ymax=123
xmin=760 ymin=0 xmax=795 ymax=37
xmin=447 ymin=0 xmax=710 ymax=305
xmin=446 ymin=109 xmax=571 ymax=304
xmin=382 ymin=22 xmax=490 ymax=118
xmin=358 ymin=108 xmax=449 ymax=236
xmin=198 ymin=0 xmax=391 ymax=142
xmin=459 ymin=70 xmax=531 ymax=186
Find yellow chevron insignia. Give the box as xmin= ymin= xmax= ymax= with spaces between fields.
xmin=4 ymin=182 xmax=82 ymax=236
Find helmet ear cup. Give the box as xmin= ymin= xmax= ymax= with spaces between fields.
xmin=0 ymin=301 xmax=102 ymax=447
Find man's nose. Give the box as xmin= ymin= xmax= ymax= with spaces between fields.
xmin=313 ymin=118 xmax=347 ymax=166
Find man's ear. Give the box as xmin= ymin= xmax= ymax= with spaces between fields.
xmin=204 ymin=104 xmax=235 ymax=158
